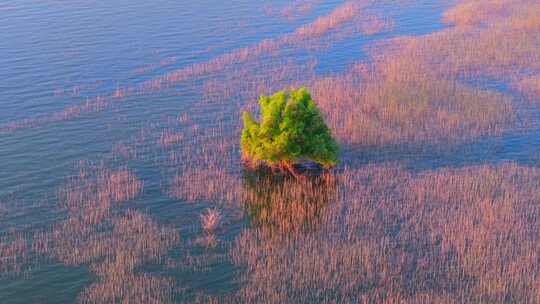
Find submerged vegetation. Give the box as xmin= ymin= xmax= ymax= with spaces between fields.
xmin=241 ymin=88 xmax=339 ymax=173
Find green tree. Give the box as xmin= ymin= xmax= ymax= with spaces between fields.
xmin=241 ymin=88 xmax=339 ymax=175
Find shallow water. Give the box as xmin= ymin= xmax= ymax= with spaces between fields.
xmin=0 ymin=0 xmax=538 ymax=303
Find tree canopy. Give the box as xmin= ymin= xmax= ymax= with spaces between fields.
xmin=241 ymin=88 xmax=339 ymax=171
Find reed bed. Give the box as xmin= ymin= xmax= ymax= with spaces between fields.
xmin=306 ymin=0 xmax=540 ymax=147
xmin=55 ymin=166 xmax=143 ymax=226
xmin=53 ymin=81 xmax=104 ymax=98
xmin=164 ymin=105 xmax=243 ymax=205
xmin=159 ymin=130 xmax=185 ymax=148
xmin=199 ymin=0 xmax=532 ymax=149
xmin=355 ymin=14 xmax=394 ymax=36
xmin=239 ymin=172 xmax=337 ymax=233
xmin=169 ymin=168 xmax=241 ymax=204
xmin=300 ymin=0 xmax=540 ymax=147
xmin=2 ymin=0 xmax=533 ymax=145
xmin=111 ymin=142 xmax=138 ymax=160
xmin=167 ymin=130 xmax=238 ymax=169
xmin=515 ymin=75 xmax=540 ymax=102
xmin=0 ymin=95 xmax=109 ymax=135
xmin=0 ymin=232 xmax=29 ymax=276
xmin=380 ymin=0 xmax=540 ymax=82
xmin=3 ymin=0 xmax=540 ymax=302
xmin=0 ymin=0 xmax=393 ymax=135
xmin=167 ymin=251 xmax=229 ymax=273
xmin=89 ymin=2 xmax=540 ymax=300
xmin=294 ymin=2 xmax=360 ymax=37
xmin=443 ymin=0 xmax=530 ymax=28
xmin=202 ymin=58 xmax=316 ymax=105
xmin=29 ymin=165 xmax=180 ymax=303
xmin=310 ymin=65 xmax=515 ymax=147
xmin=201 ymin=48 xmax=515 ymax=150
xmin=79 ymin=267 xmax=175 ymax=304
xmin=230 ymin=163 xmax=540 ymax=303
xmin=130 ymin=57 xmax=178 ymax=77
xmin=138 ymin=1 xmax=384 ymax=93
xmin=279 ymin=0 xmax=319 ymax=21
xmin=77 ymin=211 xmax=180 ymax=304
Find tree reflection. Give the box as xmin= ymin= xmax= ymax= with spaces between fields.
xmin=240 ymin=168 xmax=337 ymax=233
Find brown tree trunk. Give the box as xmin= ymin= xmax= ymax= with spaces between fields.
xmin=279 ymin=161 xmax=305 ymax=180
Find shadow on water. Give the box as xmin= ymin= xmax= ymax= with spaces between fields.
xmin=339 ymin=125 xmax=540 ymax=173
xmin=240 ymin=167 xmax=337 ymax=233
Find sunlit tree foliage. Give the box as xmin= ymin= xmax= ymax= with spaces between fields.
xmin=241 ymin=88 xmax=339 ymax=173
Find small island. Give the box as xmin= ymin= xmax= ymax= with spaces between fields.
xmin=241 ymin=88 xmax=339 ymax=178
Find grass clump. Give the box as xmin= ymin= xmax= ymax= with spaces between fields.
xmin=200 ymin=208 xmax=222 ymax=233
xmin=241 ymin=88 xmax=339 ymax=175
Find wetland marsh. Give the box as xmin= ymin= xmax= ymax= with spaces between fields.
xmin=0 ymin=0 xmax=539 ymax=303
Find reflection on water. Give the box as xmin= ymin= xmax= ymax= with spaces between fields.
xmin=241 ymin=169 xmax=337 ymax=233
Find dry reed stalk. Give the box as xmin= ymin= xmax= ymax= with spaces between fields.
xmin=159 ymin=130 xmax=184 ymax=148
xmin=200 ymin=208 xmax=222 ymax=233
xmin=0 ymin=232 xmax=29 ymax=276
xmin=177 ymin=113 xmax=190 ymax=125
